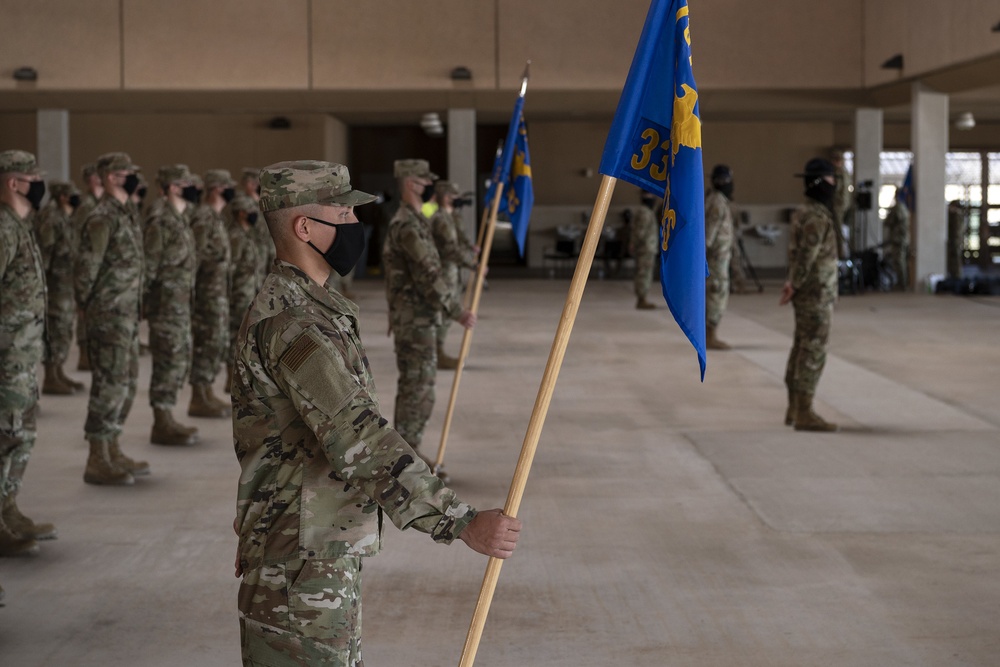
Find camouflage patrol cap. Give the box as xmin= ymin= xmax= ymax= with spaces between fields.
xmin=190 ymin=173 xmax=204 ymax=189
xmin=434 ymin=180 xmax=461 ymax=196
xmin=48 ymin=180 xmax=80 ymax=200
xmin=0 ymin=150 xmax=41 ymax=175
xmin=204 ymin=169 xmax=236 ymax=189
xmin=241 ymin=167 xmax=260 ymax=180
xmin=230 ymin=193 xmax=257 ymax=214
xmin=156 ymin=164 xmax=193 ymax=187
xmin=96 ymin=152 xmax=137 ymax=175
xmin=394 ymin=159 xmax=438 ymax=181
xmin=81 ymin=162 xmax=99 ymax=179
xmin=258 ymin=160 xmax=376 ymax=213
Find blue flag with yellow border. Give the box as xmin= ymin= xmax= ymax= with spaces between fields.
xmin=599 ymin=0 xmax=707 ymax=380
xmin=485 ymin=95 xmax=534 ymax=257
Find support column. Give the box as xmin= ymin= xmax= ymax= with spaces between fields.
xmin=853 ymin=108 xmax=883 ymax=250
xmin=447 ymin=108 xmax=477 ymax=240
xmin=911 ymin=83 xmax=949 ymax=288
xmin=323 ymin=114 xmax=348 ymax=164
xmin=36 ymin=109 xmax=70 ymax=182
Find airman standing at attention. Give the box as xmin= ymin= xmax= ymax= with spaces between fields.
xmin=189 ymin=169 xmax=234 ymax=418
xmin=780 ymin=158 xmax=840 ymax=432
xmin=882 ymin=189 xmax=910 ymax=291
xmin=35 ymin=179 xmax=85 ymax=395
xmin=631 ymin=189 xmax=660 ymax=310
xmin=225 ymin=194 xmax=266 ymax=392
xmin=72 ymin=162 xmax=104 ymax=372
xmin=382 ymin=159 xmax=476 ymax=466
xmin=705 ymin=164 xmax=735 ymax=349
xmin=233 ymin=160 xmax=520 ymax=666
xmin=144 ymin=165 xmax=199 ymax=446
xmin=1 ymin=150 xmax=57 ymax=561
xmin=946 ymin=200 xmax=967 ymax=279
xmin=430 ymin=180 xmax=478 ymax=369
xmin=239 ymin=167 xmax=276 ymax=272
xmin=74 ymin=152 xmax=148 ymax=484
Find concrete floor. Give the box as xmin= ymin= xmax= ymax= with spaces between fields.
xmin=1 ymin=277 xmax=998 ymax=666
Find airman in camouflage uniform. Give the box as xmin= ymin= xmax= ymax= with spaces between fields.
xmin=705 ymin=164 xmax=735 ymax=350
xmin=780 ymin=158 xmax=840 ymax=432
xmin=144 ymin=165 xmax=199 ymax=446
xmin=72 ymin=162 xmax=104 ymax=372
xmin=188 ymin=169 xmax=234 ymax=419
xmin=882 ymin=193 xmax=910 ymax=291
xmin=225 ymin=194 xmax=266 ymax=392
xmin=1 ymin=150 xmax=57 ymax=559
xmin=382 ymin=160 xmax=476 ymax=464
xmin=240 ymin=167 xmax=276 ymax=272
xmin=234 ymin=160 xmax=520 ymax=667
xmin=75 ymin=152 xmax=149 ymax=485
xmin=430 ymin=180 xmax=478 ymax=369
xmin=631 ymin=190 xmax=660 ymax=310
xmin=35 ymin=180 xmax=85 ymax=395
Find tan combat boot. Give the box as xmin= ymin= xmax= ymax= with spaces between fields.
xmin=57 ymin=364 xmax=85 ymax=392
xmin=188 ymin=384 xmax=229 ymax=418
xmin=636 ymin=296 xmax=656 ymax=310
xmin=706 ymin=325 xmax=731 ymax=350
xmin=207 ymin=384 xmax=232 ymax=416
xmin=77 ymin=345 xmax=91 ymax=371
xmin=152 ymin=408 xmax=199 ymax=446
xmin=0 ymin=512 xmax=40 ymax=557
xmin=793 ymin=393 xmax=839 ymax=432
xmin=42 ymin=363 xmax=75 ymax=395
xmin=108 ymin=437 xmax=151 ymax=476
xmin=785 ymin=387 xmax=797 ymax=426
xmin=166 ymin=410 xmax=198 ymax=437
xmin=436 ymin=344 xmax=459 ymax=370
xmin=2 ymin=494 xmax=56 ymax=541
xmin=84 ymin=439 xmax=135 ymax=486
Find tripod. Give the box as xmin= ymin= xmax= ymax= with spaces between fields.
xmin=735 ymin=237 xmax=764 ymax=293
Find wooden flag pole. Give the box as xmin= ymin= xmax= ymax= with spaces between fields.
xmin=433 ymin=183 xmax=505 ymax=475
xmin=457 ymin=174 xmax=619 ymax=667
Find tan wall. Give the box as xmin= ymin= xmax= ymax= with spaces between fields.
xmin=0 ymin=0 xmax=121 ymax=90
xmin=864 ymin=0 xmax=1000 ymax=86
xmin=313 ymin=0 xmax=497 ymax=89
xmin=69 ymin=113 xmax=328 ymax=187
xmin=0 ymin=113 xmax=37 ymax=154
xmin=123 ymin=0 xmax=309 ymax=90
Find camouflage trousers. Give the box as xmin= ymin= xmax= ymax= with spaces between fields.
xmin=784 ymin=293 xmax=834 ymax=397
xmin=730 ymin=239 xmax=748 ymax=293
xmin=884 ymin=244 xmax=908 ymax=290
xmin=0 ymin=372 xmax=38 ymax=500
xmin=706 ymin=256 xmax=731 ymax=328
xmin=633 ymin=242 xmax=658 ymax=299
xmin=45 ymin=289 xmax=76 ymax=366
xmin=191 ymin=293 xmax=229 ymax=385
xmin=149 ymin=312 xmax=192 ymax=409
xmin=392 ymin=323 xmax=437 ymax=449
xmin=85 ymin=320 xmax=139 ymax=442
xmin=239 ymin=557 xmax=363 ymax=667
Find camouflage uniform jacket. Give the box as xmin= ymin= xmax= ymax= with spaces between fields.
xmin=884 ymin=201 xmax=910 ymax=248
xmin=143 ymin=201 xmax=196 ymax=318
xmin=227 ymin=218 xmax=266 ymax=309
xmin=190 ymin=204 xmax=233 ymax=302
xmin=34 ymin=202 xmax=74 ymax=309
xmin=382 ymin=203 xmax=461 ymax=327
xmin=705 ymin=190 xmax=734 ymax=264
xmin=70 ymin=192 xmax=99 ymax=252
xmin=74 ymin=194 xmax=144 ymax=322
xmin=233 ymin=261 xmax=476 ymax=571
xmin=631 ymin=205 xmax=659 ymax=253
xmin=787 ymin=199 xmax=838 ymax=297
xmin=0 ymin=203 xmax=45 ymax=376
xmin=430 ymin=208 xmax=476 ymax=289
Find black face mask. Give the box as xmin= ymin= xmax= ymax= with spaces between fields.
xmin=255 ymin=185 xmax=261 ymax=196
xmin=222 ymin=187 xmax=236 ymax=203
xmin=68 ymin=193 xmax=81 ymax=209
xmin=306 ymin=217 xmax=366 ymax=277
xmin=137 ymin=186 xmax=148 ymax=201
xmin=123 ymin=173 xmax=140 ymax=196
xmin=181 ymin=185 xmax=201 ymax=204
xmin=716 ymin=182 xmax=734 ymax=199
xmin=246 ymin=212 xmax=259 ymax=226
xmin=22 ymin=180 xmax=46 ymax=210
xmin=806 ymin=178 xmax=836 ymax=211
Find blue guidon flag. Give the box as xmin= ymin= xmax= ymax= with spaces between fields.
xmin=599 ymin=0 xmax=707 ymax=379
xmin=486 ymin=94 xmax=534 ymax=257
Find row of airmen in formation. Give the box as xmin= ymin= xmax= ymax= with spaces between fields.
xmin=0 ymin=150 xmax=278 ymax=570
